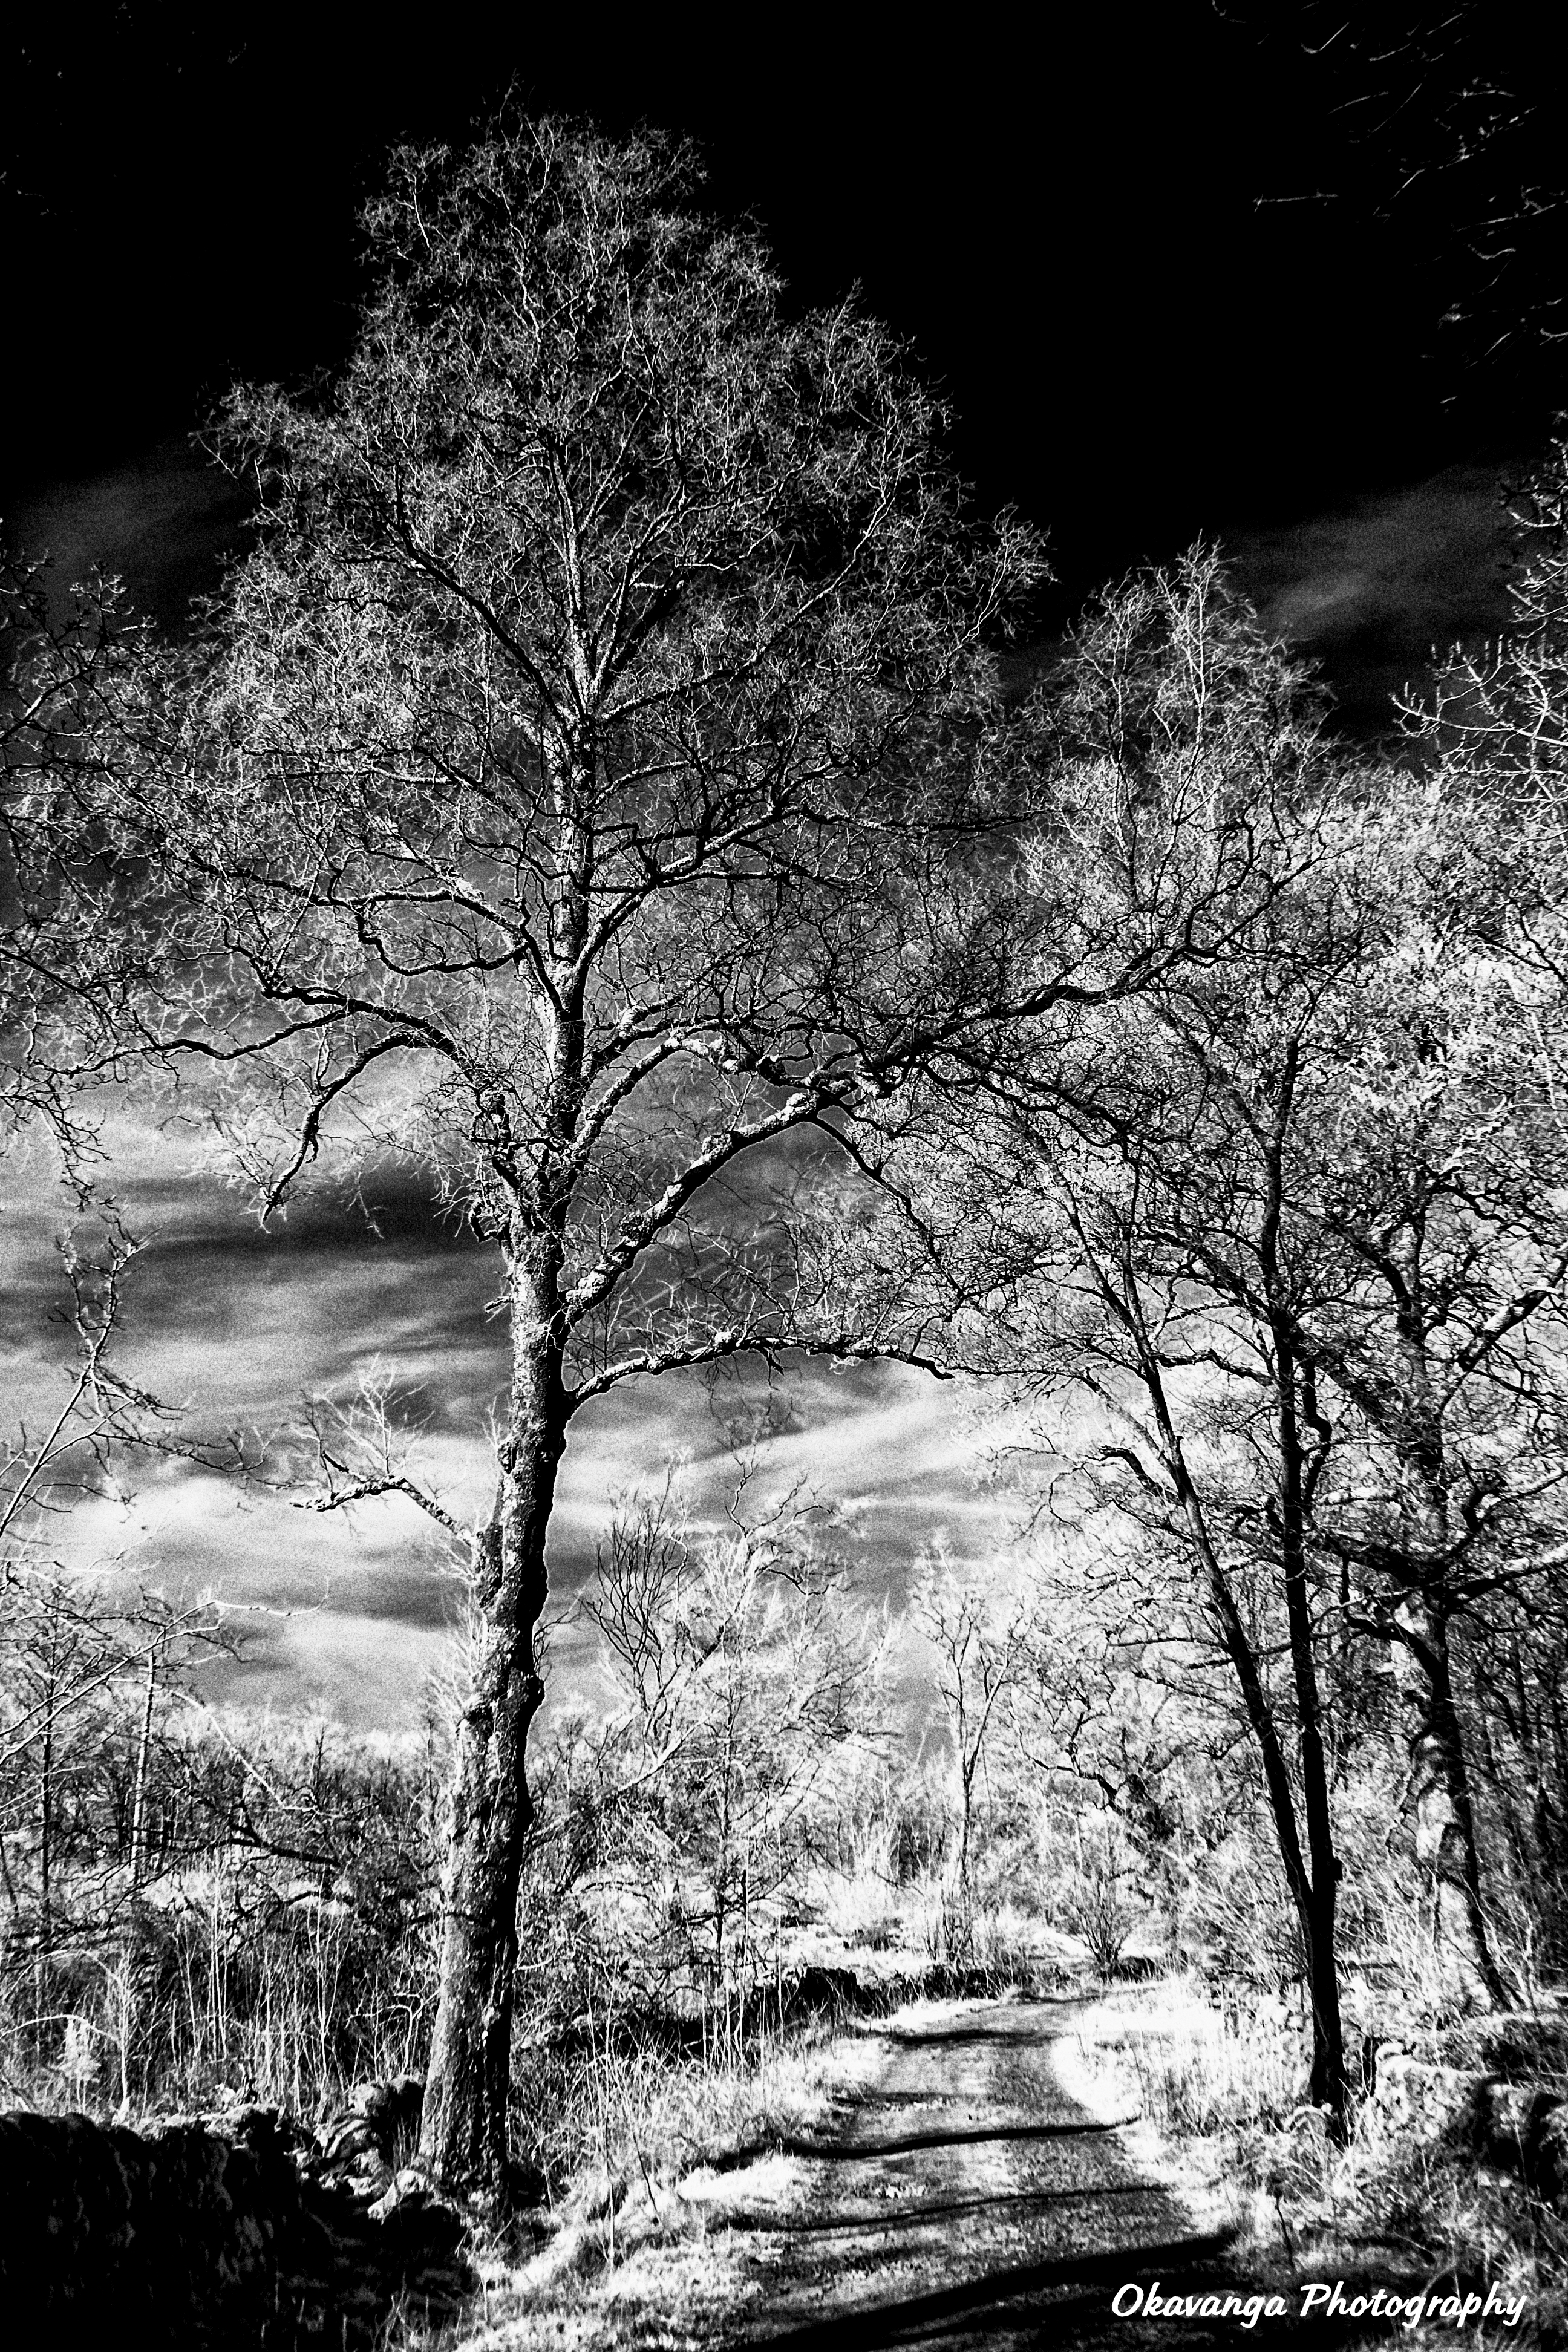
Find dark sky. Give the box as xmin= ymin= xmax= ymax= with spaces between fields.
xmin=5 ymin=6 xmax=1565 ymax=705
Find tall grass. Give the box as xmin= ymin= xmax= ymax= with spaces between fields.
xmin=1077 ymin=1974 xmax=1305 ymax=2140
xmin=0 ymin=1704 xmax=445 ymax=2122
xmin=1 ymin=1878 xmax=436 ymax=2120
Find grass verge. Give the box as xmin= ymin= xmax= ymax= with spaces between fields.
xmin=1065 ymin=1973 xmax=1568 ymax=2349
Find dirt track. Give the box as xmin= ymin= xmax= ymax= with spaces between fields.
xmin=701 ymin=1996 xmax=1373 ymax=2350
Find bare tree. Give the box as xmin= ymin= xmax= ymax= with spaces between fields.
xmin=1243 ymin=6 xmax=1568 ymax=396
xmin=1417 ymin=431 xmax=1568 ymax=805
xmin=897 ymin=557 xmax=1558 ymax=2114
xmin=1 ymin=555 xmax=135 ymax=1169
xmin=970 ymin=557 xmax=1568 ymax=2036
xmin=582 ymin=1472 xmax=880 ymax=2037
xmin=0 ymin=1213 xmax=230 ymax=1987
xmin=909 ymin=1545 xmax=1031 ymax=1946
xmin=10 ymin=117 xmax=1108 ymax=2189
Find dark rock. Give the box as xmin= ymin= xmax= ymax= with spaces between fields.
xmin=316 ymin=2074 xmax=424 ymax=2180
xmin=318 ymin=2115 xmax=379 ymax=2166
xmin=1449 ymin=2074 xmax=1568 ymax=2202
xmin=0 ymin=2106 xmax=315 ymax=2346
xmin=309 ymin=2074 xmax=427 ymax=2207
xmin=786 ymin=1965 xmax=865 ymax=2018
xmin=1442 ymin=2012 xmax=1568 ymax=2082
xmin=0 ymin=2100 xmax=473 ymax=2349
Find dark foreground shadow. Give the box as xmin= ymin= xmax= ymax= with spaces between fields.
xmin=711 ymin=2118 xmax=1125 ymax=2175
xmin=800 ymin=2120 xmax=1125 ymax=2161
xmin=720 ymin=2180 xmax=1186 ymax=2238
xmin=881 ymin=2020 xmax=1078 ymax=2052
xmin=720 ymin=2229 xmax=1241 ymax=2350
xmin=722 ymin=2232 xmax=1439 ymax=2351
xmin=0 ymin=2105 xmax=472 ymax=2350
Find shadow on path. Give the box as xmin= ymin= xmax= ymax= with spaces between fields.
xmin=720 ymin=2180 xmax=1203 ymax=2239
xmin=715 ymin=2118 xmax=1126 ymax=2171
xmin=722 ymin=2230 xmax=1240 ymax=2351
xmin=707 ymin=1996 xmax=1422 ymax=2351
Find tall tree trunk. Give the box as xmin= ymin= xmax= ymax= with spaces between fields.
xmin=1272 ymin=1354 xmax=1346 ymax=2128
xmin=1377 ymin=1233 xmax=1506 ymax=2008
xmin=418 ymin=1253 xmax=566 ymax=2194
xmin=1139 ymin=1350 xmax=1334 ymax=2068
xmin=421 ymin=753 xmax=589 ymax=2194
xmin=39 ymin=1713 xmax=54 ymax=1955
xmin=1256 ymin=1074 xmax=1349 ymax=2131
xmin=130 ymin=1636 xmax=159 ymax=1892
xmin=1130 ymin=1229 xmax=1347 ymax=2125
xmin=1391 ymin=1580 xmax=1507 ymax=2007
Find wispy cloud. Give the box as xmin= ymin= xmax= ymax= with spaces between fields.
xmin=2 ymin=439 xmax=246 ymax=629
xmin=1225 ymin=457 xmax=1518 ymax=725
xmin=3 ymin=1128 xmax=1011 ymax=1729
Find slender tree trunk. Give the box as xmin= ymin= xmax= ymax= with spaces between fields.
xmin=1142 ymin=1340 xmax=1347 ymax=2118
xmin=130 ymin=1638 xmax=159 ymax=1892
xmin=1273 ymin=1362 xmax=1346 ymax=2128
xmin=39 ymin=1713 xmax=54 ymax=1955
xmin=421 ymin=737 xmax=592 ymax=2193
xmin=1379 ymin=1235 xmax=1506 ymax=2010
xmin=1257 ymin=1080 xmax=1348 ymax=2131
xmin=1391 ymin=1580 xmax=1507 ymax=2007
xmin=419 ymin=1252 xmax=566 ymax=2194
xmin=715 ymin=1719 xmax=734 ymax=2048
xmin=1140 ymin=1353 xmax=1314 ymax=1921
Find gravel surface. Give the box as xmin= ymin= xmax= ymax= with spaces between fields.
xmin=705 ymin=1996 xmax=1396 ymax=2350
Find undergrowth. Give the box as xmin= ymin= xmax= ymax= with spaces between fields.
xmin=1072 ymin=1970 xmax=1568 ymax=2348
